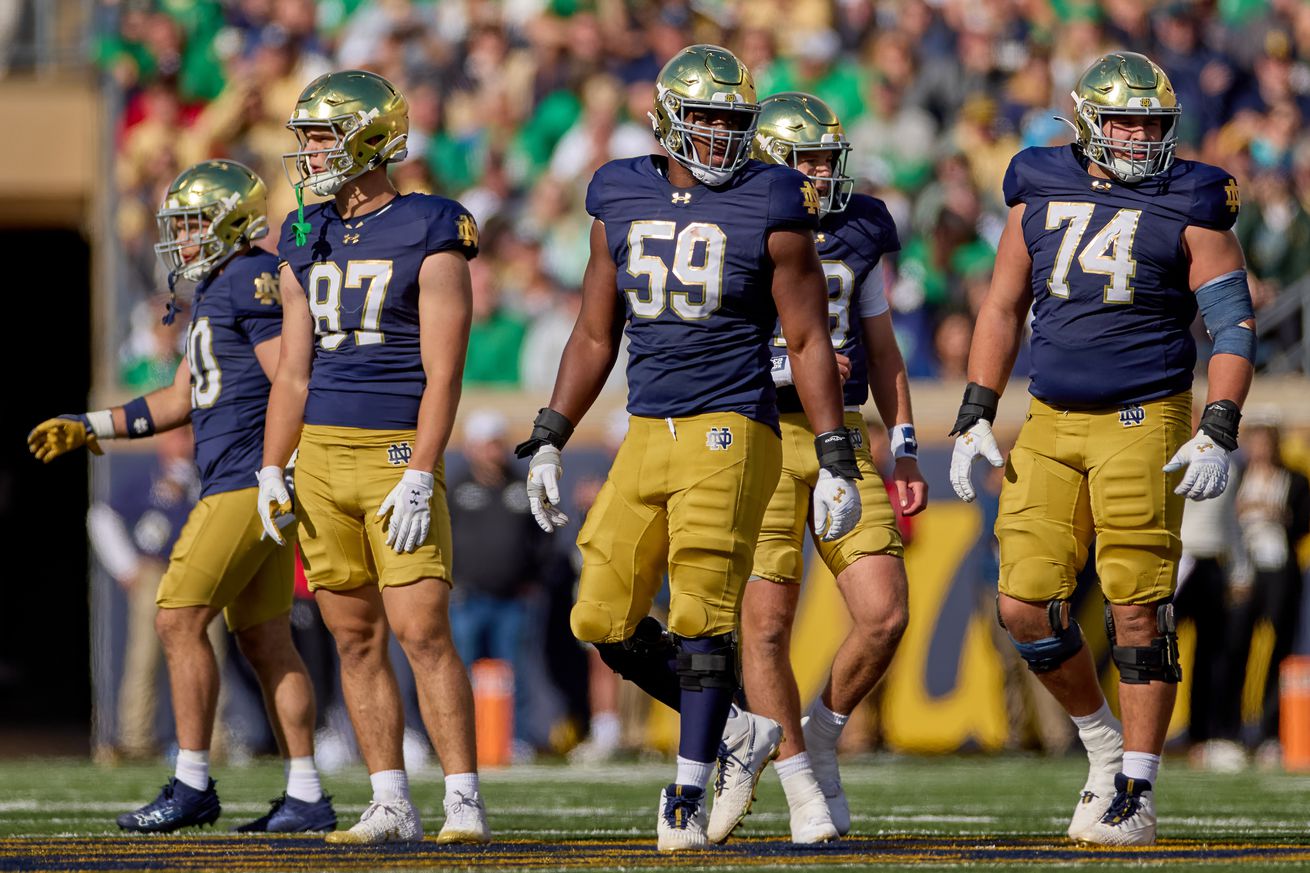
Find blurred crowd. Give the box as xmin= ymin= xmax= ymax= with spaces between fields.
xmin=98 ymin=0 xmax=1310 ymax=393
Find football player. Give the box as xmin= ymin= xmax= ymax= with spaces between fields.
xmin=258 ymin=69 xmax=488 ymax=846
xmin=514 ymin=45 xmax=863 ymax=851
xmin=28 ymin=160 xmax=335 ymax=834
xmin=711 ymin=92 xmax=925 ymax=844
xmin=950 ymin=52 xmax=1255 ymax=846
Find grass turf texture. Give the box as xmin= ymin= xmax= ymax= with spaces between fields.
xmin=0 ymin=756 xmax=1307 ymax=871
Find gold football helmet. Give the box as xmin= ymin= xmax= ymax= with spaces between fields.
xmin=752 ymin=91 xmax=853 ymax=216
xmin=155 ymin=159 xmax=268 ymax=285
xmin=1065 ymin=51 xmax=1180 ymax=183
xmin=284 ymin=69 xmax=409 ymax=196
xmin=649 ymin=44 xmax=760 ymax=186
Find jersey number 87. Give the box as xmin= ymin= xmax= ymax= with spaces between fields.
xmin=306 ymin=259 xmax=395 ymax=348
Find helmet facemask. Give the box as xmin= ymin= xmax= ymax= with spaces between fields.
xmin=1073 ymin=94 xmax=1180 ymax=184
xmin=764 ymin=137 xmax=853 ymax=217
xmin=652 ymin=87 xmax=760 ymax=186
xmin=283 ymin=109 xmax=408 ymax=197
xmin=155 ymin=194 xmax=265 ymax=284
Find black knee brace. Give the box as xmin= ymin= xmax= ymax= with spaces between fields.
xmin=998 ymin=598 xmax=1085 ymax=674
xmin=1105 ymin=602 xmax=1181 ymax=684
xmin=673 ymin=632 xmax=738 ymax=692
xmin=594 ymin=616 xmax=680 ymax=709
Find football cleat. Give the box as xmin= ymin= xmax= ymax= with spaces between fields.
xmin=232 ymin=793 xmax=337 ymax=833
xmin=706 ymin=710 xmax=783 ymax=843
xmin=324 ymin=797 xmax=423 ymax=845
xmin=801 ymin=715 xmax=850 ymax=836
xmin=436 ymin=790 xmax=491 ymax=844
xmin=787 ymin=778 xmax=840 ymax=844
xmin=1078 ymin=773 xmax=1157 ymax=846
xmin=1067 ymin=738 xmax=1122 ymax=841
xmin=657 ymin=783 xmax=709 ymax=851
xmin=117 ymin=778 xmax=221 ymax=833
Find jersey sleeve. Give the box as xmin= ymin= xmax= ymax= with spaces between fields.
xmin=276 ymin=210 xmax=305 ymax=273
xmin=233 ymin=260 xmax=284 ymax=346
xmin=766 ymin=168 xmax=822 ymax=232
xmin=859 ymin=196 xmax=901 ymax=256
xmin=584 ymin=164 xmax=610 ymax=221
xmin=426 ymin=198 xmax=479 ymax=260
xmin=1189 ymin=165 xmax=1240 ymax=231
xmin=1001 ymin=151 xmax=1031 ymax=207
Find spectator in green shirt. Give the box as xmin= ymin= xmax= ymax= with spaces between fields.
xmin=465 ymin=260 xmax=528 ymax=388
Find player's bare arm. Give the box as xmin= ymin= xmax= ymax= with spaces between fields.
xmin=966 ymin=203 xmax=1032 ymax=396
xmin=546 ymin=219 xmax=623 ymax=424
xmin=261 ymin=264 xmax=313 ymax=470
xmin=768 ymin=227 xmax=844 ymax=435
xmin=862 ymin=309 xmax=927 ymax=515
xmin=252 ymin=336 xmax=282 ymax=384
xmin=28 ymin=344 xmax=195 ymax=463
xmin=409 ymin=251 xmax=473 ymax=473
xmin=1183 ymin=224 xmax=1254 ymax=407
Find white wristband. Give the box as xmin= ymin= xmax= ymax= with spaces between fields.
xmin=86 ymin=409 xmax=116 ymax=440
xmin=890 ymin=423 xmax=918 ymax=460
xmin=771 ymin=355 xmax=793 ymax=387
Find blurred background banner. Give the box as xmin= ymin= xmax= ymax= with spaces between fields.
xmin=1 ymin=0 xmax=1309 ymax=770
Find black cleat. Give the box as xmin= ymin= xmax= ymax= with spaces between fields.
xmin=117 ymin=778 xmax=221 ymax=833
xmin=233 ymin=793 xmax=337 ymax=833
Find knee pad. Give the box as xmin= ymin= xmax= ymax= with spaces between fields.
xmin=998 ymin=598 xmax=1084 ymax=674
xmin=570 ymin=600 xmax=617 ymax=643
xmin=594 ymin=616 xmax=680 ymax=709
xmin=673 ymin=632 xmax=738 ymax=691
xmin=1105 ymin=602 xmax=1181 ymax=684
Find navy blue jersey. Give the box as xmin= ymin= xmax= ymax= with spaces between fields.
xmin=188 ymin=249 xmax=283 ymax=498
xmin=1005 ymin=145 xmax=1239 ymax=408
xmin=772 ymin=193 xmax=900 ymax=414
xmin=586 ymin=156 xmax=820 ymax=429
xmin=278 ymin=193 xmax=478 ymax=429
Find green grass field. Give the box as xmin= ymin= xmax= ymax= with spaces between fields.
xmin=1 ymin=755 xmax=1308 ymax=871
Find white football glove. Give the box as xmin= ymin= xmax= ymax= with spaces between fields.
xmin=377 ymin=469 xmax=435 ymax=554
xmin=1164 ymin=430 xmax=1230 ymax=500
xmin=526 ymin=445 xmax=569 ymax=533
xmin=950 ymin=421 xmax=1005 ymax=503
xmin=257 ymin=465 xmax=293 ymax=545
xmin=813 ymin=468 xmax=862 ymax=542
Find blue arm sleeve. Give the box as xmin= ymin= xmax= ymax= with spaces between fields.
xmin=1196 ymin=269 xmax=1255 ymax=361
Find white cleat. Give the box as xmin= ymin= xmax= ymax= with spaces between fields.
xmin=787 ymin=780 xmax=839 ymax=844
xmin=1067 ymin=741 xmax=1122 ymax=841
xmin=707 ymin=710 xmax=784 ymax=843
xmin=657 ymin=784 xmax=709 ymax=851
xmin=1078 ymin=774 xmax=1157 ymax=846
xmin=801 ymin=715 xmax=850 ymax=836
xmin=324 ymin=798 xmax=423 ymax=844
xmin=436 ymin=790 xmax=491 ymax=844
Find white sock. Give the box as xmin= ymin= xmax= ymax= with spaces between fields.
xmin=285 ymin=756 xmax=322 ymax=803
xmin=370 ymin=769 xmax=409 ymax=803
xmin=174 ymin=749 xmax=209 ymax=791
xmin=675 ymin=756 xmax=713 ymax=790
xmin=806 ymin=698 xmax=848 ymax=749
xmin=444 ymin=771 xmax=480 ymax=799
xmin=1070 ymin=701 xmax=1123 ymax=768
xmin=1122 ymin=751 xmax=1160 ymax=785
xmin=775 ymin=752 xmax=822 ymax=808
xmin=591 ymin=712 xmax=620 ymax=748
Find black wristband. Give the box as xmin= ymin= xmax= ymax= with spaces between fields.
xmin=949 ymin=382 xmax=1000 ymax=436
xmin=1198 ymin=400 xmax=1241 ymax=452
xmin=514 ymin=407 xmax=576 ymax=458
xmin=815 ymin=429 xmax=863 ymax=480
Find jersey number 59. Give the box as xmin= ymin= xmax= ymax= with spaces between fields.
xmin=625 ymin=221 xmax=725 ymax=320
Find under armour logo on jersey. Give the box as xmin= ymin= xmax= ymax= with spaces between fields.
xmin=1091 ymin=180 xmax=1113 ymax=191
xmin=671 ymin=192 xmax=692 ymax=205
xmin=387 ymin=442 xmax=413 ymax=466
xmin=815 ymin=233 xmax=827 ymax=244
xmin=705 ymin=426 xmax=733 ymax=451
xmin=343 ymin=233 xmax=361 ymax=245
xmin=1119 ymin=405 xmax=1146 ymax=427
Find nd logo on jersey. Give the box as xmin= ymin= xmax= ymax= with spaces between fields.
xmin=1119 ymin=405 xmax=1146 ymax=427
xmin=387 ymin=442 xmax=413 ymax=466
xmin=705 ymin=426 xmax=733 ymax=451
